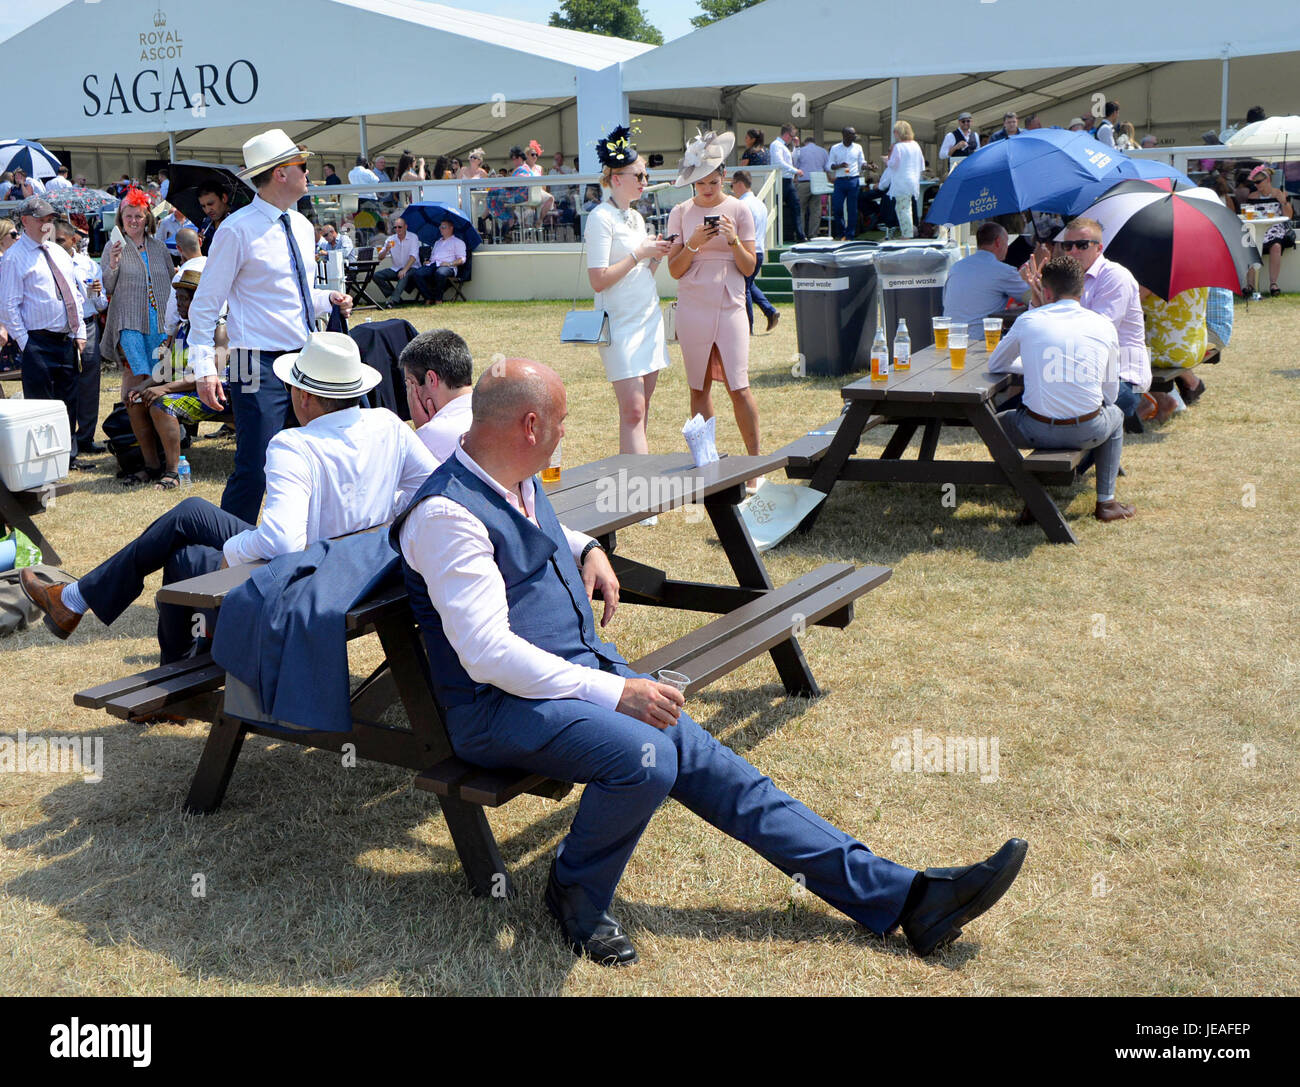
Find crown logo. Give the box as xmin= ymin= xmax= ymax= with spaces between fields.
xmin=154 ymin=6 xmax=167 ymax=27
xmin=979 ymin=187 xmax=989 ymax=197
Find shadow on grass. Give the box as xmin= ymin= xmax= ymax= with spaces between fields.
xmin=1 ymin=694 xmax=945 ymax=990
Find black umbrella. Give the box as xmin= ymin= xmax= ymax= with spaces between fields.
xmin=166 ymin=160 xmax=254 ymax=229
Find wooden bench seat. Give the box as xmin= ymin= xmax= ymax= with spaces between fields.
xmin=413 ymin=561 xmax=890 ymax=813
xmin=75 ymin=653 xmax=225 ymax=720
xmin=1149 ymin=347 xmax=1219 ymax=393
xmin=1022 ymin=447 xmax=1087 ymax=486
xmin=777 ymin=411 xmax=886 ymax=472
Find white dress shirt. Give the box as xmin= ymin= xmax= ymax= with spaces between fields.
xmin=939 ymin=128 xmax=981 ymax=159
xmin=1095 ymin=120 xmax=1116 ymax=148
xmin=739 ymin=190 xmax=769 ymax=253
xmin=348 ymin=165 xmax=382 ymax=185
xmin=46 ymin=175 xmax=73 ymax=191
xmin=988 ymin=299 xmax=1119 ymax=418
xmin=0 ymin=232 xmax=87 ymax=350
xmin=795 ymin=141 xmax=829 ymax=174
xmin=223 ymin=405 xmax=436 ymax=567
xmin=886 ymin=141 xmax=925 ymax=201
xmin=415 ymin=391 xmax=473 ymax=463
xmin=69 ymin=250 xmax=107 ymax=318
xmin=826 ymin=141 xmax=867 ymax=179
xmin=186 ymin=195 xmax=333 ymax=379
xmin=429 ymin=235 xmax=467 ymax=267
xmin=380 ymin=232 xmax=421 ymax=272
xmin=770 ymin=135 xmax=799 ymax=180
xmin=398 ymin=441 xmax=623 ymax=711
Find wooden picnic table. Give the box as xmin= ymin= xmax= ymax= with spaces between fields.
xmin=785 ymin=341 xmax=1083 ymax=544
xmin=90 ymin=450 xmax=890 ymax=897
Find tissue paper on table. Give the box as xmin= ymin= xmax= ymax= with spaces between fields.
xmin=682 ymin=413 xmax=719 ymax=467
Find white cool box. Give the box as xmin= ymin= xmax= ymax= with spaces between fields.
xmin=0 ymin=400 xmax=72 ymax=492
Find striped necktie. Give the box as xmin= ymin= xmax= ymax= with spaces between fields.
xmin=39 ymin=244 xmax=80 ymax=335
xmin=279 ymin=212 xmax=315 ymax=339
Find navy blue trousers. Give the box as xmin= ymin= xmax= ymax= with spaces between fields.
xmin=745 ymin=251 xmax=776 ymax=331
xmin=831 ymin=177 xmax=859 ymax=239
xmin=75 ymin=320 xmax=101 ymax=448
xmin=22 ymin=330 xmax=81 ymax=457
xmin=782 ymin=177 xmax=805 ymax=243
xmin=78 ymin=496 xmax=252 ymax=663
xmin=446 ymin=665 xmax=919 ymax=934
xmin=222 ymin=350 xmax=293 ymax=525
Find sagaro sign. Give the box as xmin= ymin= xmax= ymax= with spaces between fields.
xmin=81 ymin=6 xmax=259 ymax=119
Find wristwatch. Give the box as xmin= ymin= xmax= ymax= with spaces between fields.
xmin=580 ymin=539 xmax=605 ymax=566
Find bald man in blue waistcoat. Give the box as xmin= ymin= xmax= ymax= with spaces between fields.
xmin=393 ymin=359 xmax=1027 ymax=966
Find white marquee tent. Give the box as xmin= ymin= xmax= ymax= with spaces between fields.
xmin=10 ymin=0 xmax=1300 ymax=182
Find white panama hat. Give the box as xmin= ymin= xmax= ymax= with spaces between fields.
xmin=237 ymin=128 xmax=313 ymax=179
xmin=272 ymin=332 xmax=382 ymax=399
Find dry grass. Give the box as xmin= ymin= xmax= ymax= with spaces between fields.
xmin=2 ymin=295 xmax=1297 ymax=995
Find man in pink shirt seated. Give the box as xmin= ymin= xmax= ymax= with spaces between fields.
xmin=412 ymin=220 xmax=467 ymax=304
xmin=1056 ymin=217 xmax=1151 ymax=433
xmin=400 ymin=329 xmax=474 ymax=463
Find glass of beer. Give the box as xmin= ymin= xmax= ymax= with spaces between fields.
xmin=932 ymin=316 xmax=951 ymax=351
xmin=983 ymin=317 xmax=1003 ymax=352
xmin=542 ymin=440 xmax=562 ymax=485
xmin=949 ymin=330 xmax=969 ymax=369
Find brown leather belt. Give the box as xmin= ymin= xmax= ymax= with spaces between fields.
xmin=1025 ymin=406 xmax=1101 ymax=426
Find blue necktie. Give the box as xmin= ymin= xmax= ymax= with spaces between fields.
xmin=279 ymin=212 xmax=315 ymax=339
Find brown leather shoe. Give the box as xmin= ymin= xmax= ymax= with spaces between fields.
xmin=18 ymin=569 xmax=82 ymax=640
xmin=765 ymin=310 xmax=781 ymax=333
xmin=1094 ymin=499 xmax=1136 ymax=522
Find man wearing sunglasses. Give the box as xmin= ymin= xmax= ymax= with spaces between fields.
xmin=186 ymin=129 xmax=353 ymax=524
xmin=1053 ymin=218 xmax=1150 ymax=432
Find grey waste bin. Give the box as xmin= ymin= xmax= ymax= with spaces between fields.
xmin=780 ymin=241 xmax=878 ymax=377
xmin=872 ymin=241 xmax=960 ymax=357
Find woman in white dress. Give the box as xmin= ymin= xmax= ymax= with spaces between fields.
xmin=585 ymin=125 xmax=674 ymax=454
xmin=886 ymin=120 xmax=926 ymax=239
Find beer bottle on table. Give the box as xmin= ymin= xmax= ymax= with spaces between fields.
xmin=871 ymin=326 xmax=889 ymax=382
xmin=894 ymin=318 xmax=911 ymax=371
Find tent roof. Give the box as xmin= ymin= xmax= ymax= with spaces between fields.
xmin=622 ymin=0 xmax=1300 ymax=90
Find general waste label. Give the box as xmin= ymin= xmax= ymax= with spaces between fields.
xmin=878 ymin=272 xmax=947 ymax=290
xmin=792 ymin=276 xmax=851 ymax=291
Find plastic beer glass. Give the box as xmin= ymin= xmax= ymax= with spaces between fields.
xmin=542 ymin=440 xmax=562 ymax=485
xmin=933 ymin=316 xmax=951 ymax=351
xmin=949 ymin=330 xmax=968 ymax=369
xmin=983 ymin=318 xmax=1002 ymax=352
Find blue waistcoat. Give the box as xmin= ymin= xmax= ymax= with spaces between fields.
xmin=391 ymin=455 xmax=627 ymax=724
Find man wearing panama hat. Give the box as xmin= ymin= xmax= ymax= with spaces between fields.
xmin=186 ymin=128 xmax=355 ymax=524
xmin=21 ymin=332 xmax=437 ymax=664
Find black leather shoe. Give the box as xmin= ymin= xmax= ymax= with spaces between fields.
xmin=901 ymin=838 xmax=1028 ymax=956
xmin=81 ymin=441 xmax=107 ymax=455
xmin=544 ymin=859 xmax=638 ymax=967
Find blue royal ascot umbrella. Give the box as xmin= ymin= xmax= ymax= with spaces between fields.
xmin=0 ymin=138 xmax=62 ymax=179
xmin=926 ymin=129 xmax=1172 ymax=225
xmin=1066 ymin=158 xmax=1195 ymax=215
xmin=401 ymin=201 xmax=482 ymax=249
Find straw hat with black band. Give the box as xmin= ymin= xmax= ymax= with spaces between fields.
xmin=272 ymin=331 xmax=382 ymax=399
xmin=237 ymin=128 xmax=314 ymax=180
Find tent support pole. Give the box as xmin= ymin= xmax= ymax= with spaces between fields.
xmin=167 ymin=133 xmax=175 ymax=160
xmin=890 ymin=78 xmax=899 ymax=133
xmin=359 ymin=116 xmax=369 ymax=160
xmin=1219 ymin=58 xmax=1229 ymax=135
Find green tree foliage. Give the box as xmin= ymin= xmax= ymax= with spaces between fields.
xmin=549 ymin=0 xmax=665 ymax=45
xmin=691 ymin=0 xmax=764 ymax=30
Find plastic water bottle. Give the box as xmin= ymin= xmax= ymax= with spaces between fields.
xmin=870 ymin=325 xmax=889 ymax=382
xmin=894 ymin=318 xmax=911 ymax=371
xmin=178 ymin=456 xmax=192 ymax=487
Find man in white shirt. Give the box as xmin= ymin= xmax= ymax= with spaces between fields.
xmin=988 ymin=256 xmax=1134 ymax=522
xmin=826 ymin=126 xmax=867 ymax=239
xmin=939 ymin=112 xmax=980 ymax=165
xmin=46 ymin=165 xmax=74 ymax=192
xmin=373 ymin=217 xmax=422 ymax=307
xmin=21 ymin=332 xmax=437 ymax=662
xmin=769 ymin=123 xmax=806 ymax=243
xmin=55 ymin=220 xmax=109 ymax=455
xmin=394 ymin=358 xmax=1028 ymax=966
xmin=158 ymin=168 xmax=170 ymax=200
xmin=348 ymin=156 xmax=381 ymax=186
xmin=187 ymin=128 xmax=354 ymax=524
xmin=794 ymin=134 xmax=829 ymax=240
xmin=400 ymin=329 xmax=474 ymax=462
xmin=731 ymin=171 xmax=779 ymax=333
xmin=411 ymin=219 xmax=467 ymax=304
xmin=0 ymin=195 xmax=88 ymax=463
xmin=1093 ymin=102 xmax=1120 ymax=148
xmin=943 ymin=222 xmax=1031 ymax=337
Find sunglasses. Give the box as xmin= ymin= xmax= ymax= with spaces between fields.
xmin=7 ymin=230 xmax=17 ymax=239
xmin=283 ymin=160 xmax=309 ymax=173
xmin=615 ymin=170 xmax=648 ymax=183
xmin=1057 ymin=239 xmax=1097 ymax=251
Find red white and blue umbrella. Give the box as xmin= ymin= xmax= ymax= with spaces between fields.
xmin=1078 ymin=183 xmax=1260 ymax=299
xmin=0 ymin=139 xmax=62 ymax=179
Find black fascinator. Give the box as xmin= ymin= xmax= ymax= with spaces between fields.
xmin=596 ymin=125 xmax=637 ymax=168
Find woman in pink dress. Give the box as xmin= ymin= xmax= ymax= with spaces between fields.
xmin=666 ymin=131 xmax=762 ymax=477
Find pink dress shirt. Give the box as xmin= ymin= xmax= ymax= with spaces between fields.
xmin=397 ymin=442 xmax=625 ymax=710
xmin=1080 ymin=255 xmax=1151 ymax=391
